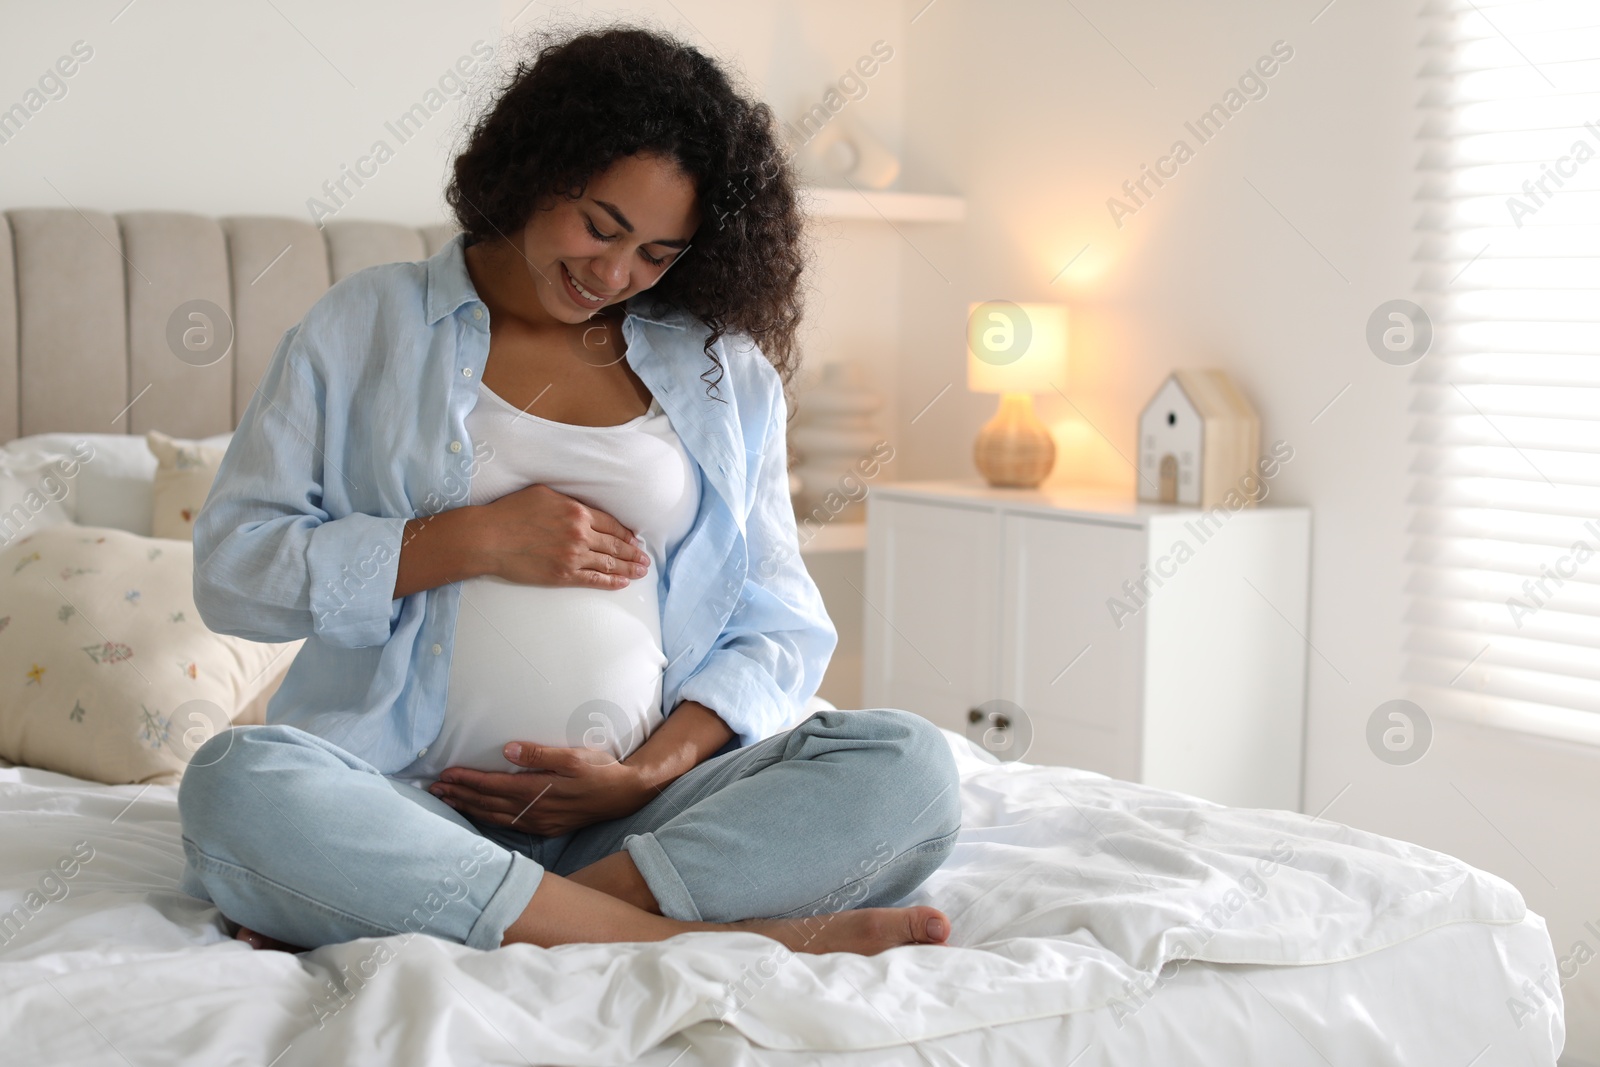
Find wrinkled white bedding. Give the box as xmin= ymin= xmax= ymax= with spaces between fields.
xmin=0 ymin=729 xmax=1563 ymax=1066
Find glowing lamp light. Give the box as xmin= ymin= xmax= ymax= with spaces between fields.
xmin=966 ymin=302 xmax=1069 ymax=488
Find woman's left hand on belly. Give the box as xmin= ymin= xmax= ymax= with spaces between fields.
xmin=428 ymin=744 xmax=652 ymax=837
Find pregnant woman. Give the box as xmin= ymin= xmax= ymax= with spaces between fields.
xmin=176 ymin=26 xmax=962 ymax=957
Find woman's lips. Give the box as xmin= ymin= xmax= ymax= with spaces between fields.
xmin=561 ymin=263 xmax=611 ymax=307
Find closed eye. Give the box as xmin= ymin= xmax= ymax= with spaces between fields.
xmin=585 ymin=216 xmax=670 ymax=268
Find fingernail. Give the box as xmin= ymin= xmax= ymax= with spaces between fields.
xmin=925 ymin=917 xmax=948 ymax=941
xmin=505 ymin=742 xmax=522 ymax=760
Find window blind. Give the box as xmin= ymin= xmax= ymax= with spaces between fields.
xmin=1410 ymin=0 xmax=1600 ymax=743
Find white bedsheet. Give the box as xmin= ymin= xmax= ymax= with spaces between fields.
xmin=618 ymin=915 xmax=1560 ymax=1067
xmin=0 ymin=730 xmax=1564 ymax=1066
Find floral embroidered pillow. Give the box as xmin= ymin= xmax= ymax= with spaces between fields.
xmin=146 ymin=431 xmax=228 ymax=543
xmin=0 ymin=525 xmax=302 ymax=785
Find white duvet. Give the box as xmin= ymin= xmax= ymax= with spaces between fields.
xmin=0 ymin=730 xmax=1564 ymax=1066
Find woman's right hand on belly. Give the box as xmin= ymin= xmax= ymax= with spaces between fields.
xmin=479 ymin=483 xmax=650 ymax=589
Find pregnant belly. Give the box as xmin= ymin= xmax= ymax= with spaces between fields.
xmin=422 ymin=571 xmax=667 ymax=775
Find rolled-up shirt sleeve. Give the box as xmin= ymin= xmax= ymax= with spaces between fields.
xmin=192 ymin=324 xmax=405 ymax=649
xmin=677 ymin=379 xmax=838 ymax=746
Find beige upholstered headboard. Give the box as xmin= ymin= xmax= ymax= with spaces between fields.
xmin=0 ymin=210 xmax=458 ymax=444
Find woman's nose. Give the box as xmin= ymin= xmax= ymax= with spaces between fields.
xmin=595 ymin=249 xmax=630 ymax=291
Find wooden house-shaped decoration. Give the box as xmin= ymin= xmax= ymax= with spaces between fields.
xmin=1137 ymin=370 xmax=1260 ymax=508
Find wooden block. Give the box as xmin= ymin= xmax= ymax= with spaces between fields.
xmin=1141 ymin=370 xmax=1261 ymax=510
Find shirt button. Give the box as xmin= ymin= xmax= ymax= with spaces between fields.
xmin=462 ymin=367 xmax=473 ymax=378
xmin=432 ymin=643 xmax=443 ymax=655
xmin=449 ymin=441 xmax=462 ymax=453
xmin=472 ymin=307 xmax=484 ymax=320
xmin=418 ymin=747 xmax=428 ymax=757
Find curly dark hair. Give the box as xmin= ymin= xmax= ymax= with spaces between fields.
xmin=445 ymin=25 xmax=808 ymax=400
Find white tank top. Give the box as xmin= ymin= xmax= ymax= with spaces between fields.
xmin=394 ymin=380 xmax=700 ymax=787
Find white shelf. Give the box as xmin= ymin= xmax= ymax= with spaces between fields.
xmin=801 ymin=186 xmax=966 ymax=223
xmin=873 ymin=480 xmax=1310 ymax=531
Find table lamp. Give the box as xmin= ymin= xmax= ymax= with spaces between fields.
xmin=966 ymin=301 xmax=1068 ymax=488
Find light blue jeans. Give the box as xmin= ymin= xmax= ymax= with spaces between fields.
xmin=176 ymin=708 xmax=962 ymax=950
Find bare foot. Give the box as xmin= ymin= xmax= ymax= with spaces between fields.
xmin=734 ymin=905 xmax=951 ymax=956
xmin=233 ymin=924 xmax=308 ymax=953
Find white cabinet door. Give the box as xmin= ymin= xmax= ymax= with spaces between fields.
xmin=999 ymin=514 xmax=1147 ymax=779
xmin=864 ymin=497 xmax=1000 ymax=734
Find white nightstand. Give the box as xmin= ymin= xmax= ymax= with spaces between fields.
xmin=863 ymin=481 xmax=1310 ymax=810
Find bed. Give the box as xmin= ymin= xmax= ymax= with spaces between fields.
xmin=0 ymin=208 xmax=1568 ymax=1065
xmin=0 ymin=733 xmax=1566 ymax=1065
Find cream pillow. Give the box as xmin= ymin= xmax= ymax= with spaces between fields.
xmin=0 ymin=525 xmax=303 ymax=785
xmin=7 ymin=431 xmax=230 ymax=535
xmin=146 ymin=430 xmax=228 ymax=542
xmin=0 ymin=444 xmax=88 ymax=548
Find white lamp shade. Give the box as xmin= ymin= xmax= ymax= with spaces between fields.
xmin=966 ymin=302 xmax=1069 ymax=395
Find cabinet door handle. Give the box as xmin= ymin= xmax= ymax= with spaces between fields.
xmin=968 ymin=707 xmax=1011 ymax=729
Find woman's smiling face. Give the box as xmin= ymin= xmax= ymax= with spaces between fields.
xmin=517 ymin=151 xmax=701 ymax=322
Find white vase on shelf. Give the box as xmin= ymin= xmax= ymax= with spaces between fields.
xmin=789 ymin=97 xmax=902 ymax=191
xmin=791 ymin=362 xmax=885 ymax=525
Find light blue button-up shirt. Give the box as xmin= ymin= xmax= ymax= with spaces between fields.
xmin=193 ymin=233 xmax=836 ymax=773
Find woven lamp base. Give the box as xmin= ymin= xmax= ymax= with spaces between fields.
xmin=974 ymin=392 xmax=1056 ymax=488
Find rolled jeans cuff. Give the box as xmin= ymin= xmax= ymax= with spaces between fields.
xmin=464 ymin=851 xmax=544 ymax=950
xmin=623 ymin=831 xmax=701 ymax=921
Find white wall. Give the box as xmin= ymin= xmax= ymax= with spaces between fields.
xmin=0 ymin=0 xmax=501 ymax=223
xmin=4 ymin=0 xmax=1595 ymax=1057
xmin=894 ymin=0 xmax=1600 ymax=1059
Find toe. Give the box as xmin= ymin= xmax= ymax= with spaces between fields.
xmin=914 ymin=907 xmax=949 ymax=944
